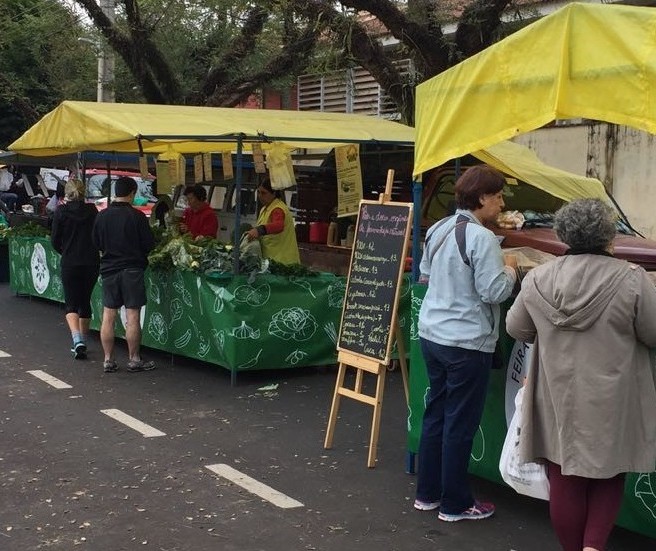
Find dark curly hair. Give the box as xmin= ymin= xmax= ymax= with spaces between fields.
xmin=455 ymin=165 xmax=506 ymax=210
xmin=554 ymin=198 xmax=617 ymax=251
xmin=184 ymin=184 xmax=207 ymax=202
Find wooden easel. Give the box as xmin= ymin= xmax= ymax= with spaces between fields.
xmin=324 ymin=170 xmax=411 ymax=468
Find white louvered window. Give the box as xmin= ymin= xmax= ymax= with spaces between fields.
xmin=297 ymin=59 xmax=413 ymax=118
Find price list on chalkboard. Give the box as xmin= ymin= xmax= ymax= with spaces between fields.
xmin=337 ymin=201 xmax=413 ymax=364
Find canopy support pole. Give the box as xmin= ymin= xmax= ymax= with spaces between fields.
xmin=411 ymin=179 xmax=422 ymax=282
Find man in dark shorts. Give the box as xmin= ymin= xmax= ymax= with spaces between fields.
xmin=92 ymin=176 xmax=156 ymax=373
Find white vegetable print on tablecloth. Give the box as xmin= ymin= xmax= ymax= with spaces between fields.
xmin=174 ymin=328 xmax=192 ymax=349
xmin=186 ymin=315 xmax=211 ymax=357
xmin=285 ymin=350 xmax=308 ymax=365
xmin=323 ymin=322 xmax=338 ymax=345
xmin=50 ymin=274 xmax=63 ymax=299
xmin=327 ymin=281 xmax=346 ymax=308
xmin=471 ymin=426 xmax=485 ymax=462
xmin=206 ymin=283 xmax=228 ymax=313
xmin=169 ymin=298 xmax=183 ymax=327
xmin=230 ymin=321 xmax=260 ymax=339
xmin=268 ymin=307 xmax=317 ymax=341
xmin=147 ymin=275 xmax=161 ymax=305
xmin=234 ymin=282 xmax=271 ymax=307
xmin=211 ymin=329 xmax=226 ymax=359
xmin=635 ymin=473 xmax=656 ymax=519
xmin=410 ymin=295 xmax=423 ymax=341
xmin=238 ymin=349 xmax=262 ymax=369
xmin=289 ymin=276 xmax=316 ymax=299
xmin=30 ymin=242 xmax=50 ymax=294
xmin=172 ymin=271 xmax=193 ymax=306
xmin=147 ymin=312 xmax=169 ymax=345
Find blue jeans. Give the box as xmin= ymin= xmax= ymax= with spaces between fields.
xmin=416 ymin=339 xmax=492 ymax=514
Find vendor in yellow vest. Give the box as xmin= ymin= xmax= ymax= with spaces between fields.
xmin=245 ymin=179 xmax=300 ymax=265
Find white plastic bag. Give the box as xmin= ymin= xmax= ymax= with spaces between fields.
xmin=499 ymin=386 xmax=550 ymax=501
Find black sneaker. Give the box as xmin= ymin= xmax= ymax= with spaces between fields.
xmin=103 ymin=360 xmax=118 ymax=373
xmin=126 ymin=359 xmax=155 ymax=373
xmin=72 ymin=342 xmax=87 ymax=360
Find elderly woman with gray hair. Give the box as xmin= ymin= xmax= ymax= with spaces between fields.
xmin=506 ymin=198 xmax=656 ymax=551
xmin=50 ymin=179 xmax=100 ymax=359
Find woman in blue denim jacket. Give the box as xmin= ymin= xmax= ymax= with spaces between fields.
xmin=414 ymin=165 xmax=517 ymax=522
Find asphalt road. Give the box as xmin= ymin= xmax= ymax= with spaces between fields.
xmin=0 ymin=283 xmax=654 ymax=551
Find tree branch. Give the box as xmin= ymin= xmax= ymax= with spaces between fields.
xmin=201 ymin=7 xmax=269 ymax=101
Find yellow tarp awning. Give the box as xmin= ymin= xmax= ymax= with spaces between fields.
xmin=9 ymin=101 xmax=415 ymax=156
xmin=414 ymin=2 xmax=656 ymax=176
xmin=9 ymin=100 xmax=605 ymax=202
xmin=472 ymin=140 xmax=607 ymax=203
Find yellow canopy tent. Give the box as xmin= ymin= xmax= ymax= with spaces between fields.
xmin=414 ymin=2 xmax=656 ymax=176
xmin=8 ymin=100 xmax=605 ymax=202
xmin=472 ymin=140 xmax=607 ymax=203
xmin=8 ymin=101 xmax=414 ymax=156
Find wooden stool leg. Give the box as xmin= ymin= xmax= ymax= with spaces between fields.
xmin=367 ymin=367 xmax=387 ymax=468
xmin=324 ymin=362 xmax=347 ymax=449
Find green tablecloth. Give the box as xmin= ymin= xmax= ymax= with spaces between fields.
xmin=408 ymin=283 xmax=656 ymax=539
xmin=8 ymin=237 xmax=410 ymax=376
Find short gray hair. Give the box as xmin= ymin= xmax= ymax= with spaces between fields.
xmin=554 ymin=198 xmax=617 ymax=251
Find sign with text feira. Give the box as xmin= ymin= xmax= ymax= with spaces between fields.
xmin=337 ymin=200 xmax=413 ymax=364
xmin=335 ymin=144 xmax=363 ymax=217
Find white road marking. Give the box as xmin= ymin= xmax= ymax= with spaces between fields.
xmin=0 ymin=350 xmax=11 ymax=358
xmin=27 ymin=370 xmax=72 ymax=389
xmin=100 ymin=409 xmax=166 ymax=438
xmin=205 ymin=463 xmax=304 ymax=509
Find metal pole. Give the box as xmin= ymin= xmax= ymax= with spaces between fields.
xmin=233 ymin=138 xmax=243 ymax=275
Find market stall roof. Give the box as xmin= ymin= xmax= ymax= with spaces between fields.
xmin=414 ymin=2 xmax=656 ymax=176
xmin=8 ymin=101 xmax=415 ymax=156
xmin=472 ymin=140 xmax=607 ymax=202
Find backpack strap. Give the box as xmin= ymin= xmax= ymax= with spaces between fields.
xmin=424 ymin=215 xmax=453 ymax=267
xmin=454 ymin=214 xmax=470 ymax=267
xmin=425 ymin=214 xmax=472 ymax=268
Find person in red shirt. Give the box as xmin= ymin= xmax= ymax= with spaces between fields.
xmin=180 ymin=185 xmax=218 ymax=239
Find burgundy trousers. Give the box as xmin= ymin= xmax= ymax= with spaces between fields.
xmin=547 ymin=461 xmax=625 ymax=551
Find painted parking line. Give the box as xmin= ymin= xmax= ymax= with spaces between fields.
xmin=100 ymin=408 xmax=166 ymax=438
xmin=0 ymin=349 xmax=11 ymax=358
xmin=206 ymin=463 xmax=304 ymax=509
xmin=27 ymin=370 xmax=72 ymax=389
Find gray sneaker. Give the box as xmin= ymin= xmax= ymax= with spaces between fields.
xmin=126 ymin=359 xmax=155 ymax=373
xmin=103 ymin=360 xmax=118 ymax=373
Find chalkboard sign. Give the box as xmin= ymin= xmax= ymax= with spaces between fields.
xmin=337 ymin=200 xmax=413 ymax=364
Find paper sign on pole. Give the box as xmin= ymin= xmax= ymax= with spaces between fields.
xmin=252 ymin=143 xmax=266 ymax=174
xmin=203 ymin=153 xmax=213 ymax=181
xmin=335 ymin=144 xmax=363 ymax=217
xmin=156 ymin=160 xmax=171 ymax=193
xmin=194 ymin=155 xmax=203 ymax=183
xmin=222 ymin=151 xmax=233 ymax=180
xmin=139 ymin=155 xmax=149 ymax=179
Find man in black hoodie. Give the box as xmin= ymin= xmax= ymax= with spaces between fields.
xmin=51 ymin=179 xmax=100 ymax=359
xmin=92 ymin=177 xmax=155 ymax=373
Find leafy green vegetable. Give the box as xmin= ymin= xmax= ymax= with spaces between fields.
xmin=5 ymin=222 xmax=49 ymax=238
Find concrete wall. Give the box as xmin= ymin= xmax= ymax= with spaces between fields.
xmin=514 ymin=123 xmax=656 ymax=239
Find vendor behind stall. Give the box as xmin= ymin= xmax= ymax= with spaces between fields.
xmin=246 ymin=179 xmax=300 ymax=265
xmin=180 ymin=184 xmax=218 ymax=239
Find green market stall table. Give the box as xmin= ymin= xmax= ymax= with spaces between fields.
xmin=407 ymin=283 xmax=656 ymax=539
xmin=8 ymin=237 xmax=411 ymax=384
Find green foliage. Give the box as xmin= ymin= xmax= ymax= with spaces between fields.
xmin=268 ymin=259 xmax=317 ymax=277
xmin=4 ymin=222 xmax=50 ymax=238
xmin=0 ymin=0 xmax=96 ymax=147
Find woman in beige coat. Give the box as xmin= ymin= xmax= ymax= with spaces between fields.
xmin=506 ymin=198 xmax=656 ymax=551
